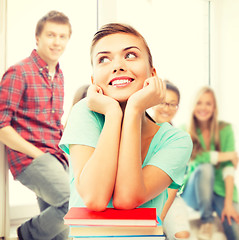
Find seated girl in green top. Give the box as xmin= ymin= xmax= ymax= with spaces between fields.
xmin=181 ymin=86 xmax=239 ymax=240
xmin=60 ymin=23 xmax=192 ymax=218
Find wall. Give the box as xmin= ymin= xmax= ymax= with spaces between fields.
xmin=210 ymin=0 xmax=239 ymax=184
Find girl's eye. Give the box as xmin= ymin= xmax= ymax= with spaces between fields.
xmin=99 ymin=56 xmax=110 ymax=63
xmin=126 ymin=52 xmax=137 ymax=59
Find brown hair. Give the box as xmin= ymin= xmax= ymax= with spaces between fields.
xmin=165 ymin=80 xmax=180 ymax=104
xmin=72 ymin=84 xmax=90 ymax=106
xmin=189 ymin=86 xmax=220 ymax=159
xmin=35 ymin=10 xmax=72 ymax=37
xmin=90 ymin=23 xmax=153 ymax=67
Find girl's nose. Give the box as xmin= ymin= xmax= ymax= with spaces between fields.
xmin=113 ymin=68 xmax=125 ymax=73
xmin=112 ymin=58 xmax=126 ymax=73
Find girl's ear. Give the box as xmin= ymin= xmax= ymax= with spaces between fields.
xmin=151 ymin=68 xmax=157 ymax=77
xmin=91 ymin=76 xmax=94 ymax=84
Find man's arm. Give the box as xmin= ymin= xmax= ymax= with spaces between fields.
xmin=0 ymin=125 xmax=44 ymax=158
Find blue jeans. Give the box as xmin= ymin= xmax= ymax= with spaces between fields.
xmin=181 ymin=163 xmax=239 ymax=240
xmin=16 ymin=153 xmax=70 ymax=240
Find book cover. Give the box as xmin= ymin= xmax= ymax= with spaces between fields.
xmin=69 ymin=224 xmax=164 ymax=238
xmin=64 ymin=207 xmax=158 ymax=227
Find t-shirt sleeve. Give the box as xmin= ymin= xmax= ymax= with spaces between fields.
xmin=59 ymin=99 xmax=103 ymax=155
xmin=145 ymin=126 xmax=193 ymax=187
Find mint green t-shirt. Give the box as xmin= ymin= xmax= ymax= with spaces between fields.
xmin=59 ymin=99 xmax=193 ymax=216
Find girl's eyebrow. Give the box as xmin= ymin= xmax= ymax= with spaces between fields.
xmin=96 ymin=46 xmax=141 ymax=57
xmin=124 ymin=46 xmax=141 ymax=52
xmin=96 ymin=51 xmax=110 ymax=56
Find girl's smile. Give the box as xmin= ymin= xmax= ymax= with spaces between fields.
xmin=109 ymin=76 xmax=134 ymax=87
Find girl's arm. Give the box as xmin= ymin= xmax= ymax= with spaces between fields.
xmin=69 ymin=85 xmax=123 ymax=211
xmin=221 ymin=175 xmax=239 ymax=224
xmin=160 ymin=188 xmax=178 ymax=221
xmin=113 ymin=76 xmax=172 ymax=209
xmin=217 ymin=152 xmax=238 ymax=168
xmin=191 ymin=151 xmax=237 ymax=167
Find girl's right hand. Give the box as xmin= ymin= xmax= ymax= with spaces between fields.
xmin=87 ymin=84 xmax=122 ymax=116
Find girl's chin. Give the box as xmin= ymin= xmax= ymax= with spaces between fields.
xmin=197 ymin=117 xmax=211 ymax=123
xmin=111 ymin=95 xmax=130 ymax=103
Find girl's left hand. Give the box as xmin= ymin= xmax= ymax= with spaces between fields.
xmin=221 ymin=203 xmax=239 ymax=225
xmin=127 ymin=75 xmax=166 ymax=114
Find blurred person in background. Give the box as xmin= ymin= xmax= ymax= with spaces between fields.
xmin=181 ymin=86 xmax=239 ymax=240
xmin=152 ymin=80 xmax=192 ymax=240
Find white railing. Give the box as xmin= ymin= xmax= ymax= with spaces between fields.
xmin=0 ymin=0 xmax=8 ymax=238
xmin=0 ymin=143 xmax=10 ymax=238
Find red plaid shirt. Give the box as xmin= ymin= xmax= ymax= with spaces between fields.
xmin=0 ymin=50 xmax=68 ymax=179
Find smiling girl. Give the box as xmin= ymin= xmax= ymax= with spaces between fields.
xmin=181 ymin=86 xmax=239 ymax=240
xmin=60 ymin=23 xmax=192 ymax=219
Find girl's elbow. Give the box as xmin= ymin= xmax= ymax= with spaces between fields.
xmin=79 ymin=190 xmax=109 ymax=212
xmin=84 ymin=197 xmax=108 ymax=212
xmin=113 ymin=195 xmax=141 ymax=210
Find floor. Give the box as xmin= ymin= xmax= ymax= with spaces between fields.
xmin=188 ymin=209 xmax=227 ymax=240
xmin=9 ymin=220 xmax=74 ymax=240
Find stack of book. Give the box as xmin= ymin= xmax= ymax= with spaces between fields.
xmin=64 ymin=207 xmax=165 ymax=239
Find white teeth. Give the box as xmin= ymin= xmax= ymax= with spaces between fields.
xmin=112 ymin=79 xmax=130 ymax=86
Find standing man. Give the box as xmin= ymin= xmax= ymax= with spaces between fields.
xmin=0 ymin=11 xmax=71 ymax=240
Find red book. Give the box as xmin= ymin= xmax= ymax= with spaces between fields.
xmin=64 ymin=207 xmax=158 ymax=227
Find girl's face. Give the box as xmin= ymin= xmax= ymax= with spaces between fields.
xmin=91 ymin=33 xmax=155 ymax=102
xmin=194 ymin=92 xmax=215 ymax=123
xmin=152 ymin=89 xmax=179 ymax=123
